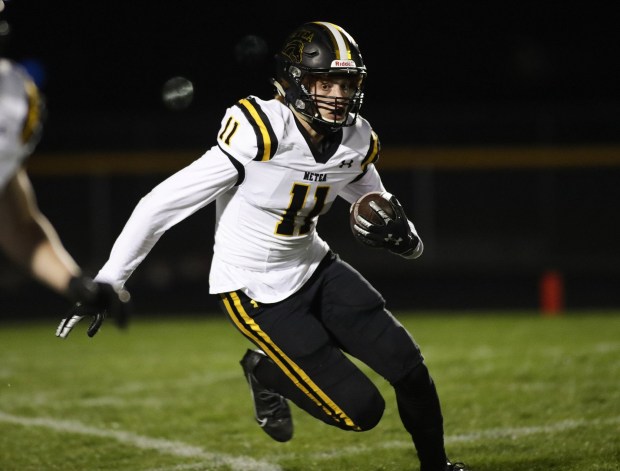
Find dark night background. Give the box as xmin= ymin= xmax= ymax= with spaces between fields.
xmin=1 ymin=1 xmax=619 ymax=317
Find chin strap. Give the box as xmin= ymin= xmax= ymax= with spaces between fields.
xmin=271 ymin=78 xmax=286 ymax=98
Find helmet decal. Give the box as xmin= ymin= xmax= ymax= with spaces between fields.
xmin=281 ymin=29 xmax=314 ymax=64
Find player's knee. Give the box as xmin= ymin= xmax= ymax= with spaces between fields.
xmin=353 ymin=388 xmax=385 ymax=431
xmin=335 ymin=386 xmax=384 ymax=432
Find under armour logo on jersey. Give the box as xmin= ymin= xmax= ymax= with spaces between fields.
xmin=339 ymin=159 xmax=353 ymax=168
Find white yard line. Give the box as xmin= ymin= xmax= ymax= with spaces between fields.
xmin=445 ymin=416 xmax=620 ymax=444
xmin=0 ymin=410 xmax=281 ymax=471
xmin=2 ymin=409 xmax=618 ymax=469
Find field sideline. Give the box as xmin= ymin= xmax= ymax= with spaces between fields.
xmin=1 ymin=311 xmax=618 ymax=471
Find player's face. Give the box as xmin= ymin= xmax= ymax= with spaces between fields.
xmin=305 ymin=74 xmax=361 ymax=124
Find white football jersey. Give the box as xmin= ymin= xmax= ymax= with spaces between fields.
xmin=0 ymin=59 xmax=42 ymax=191
xmin=97 ymin=97 xmax=389 ymax=303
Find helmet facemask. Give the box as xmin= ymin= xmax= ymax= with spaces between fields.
xmin=297 ymin=70 xmax=365 ymax=130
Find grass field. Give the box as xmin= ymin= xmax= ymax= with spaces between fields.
xmin=0 ymin=311 xmax=618 ymax=471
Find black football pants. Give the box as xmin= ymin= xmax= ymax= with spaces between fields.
xmin=218 ymin=251 xmax=447 ymax=468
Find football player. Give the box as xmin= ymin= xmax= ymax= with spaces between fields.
xmin=0 ymin=56 xmax=129 ymax=334
xmin=58 ymin=21 xmax=467 ymax=471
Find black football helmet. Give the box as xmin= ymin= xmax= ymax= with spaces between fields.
xmin=273 ymin=21 xmax=367 ymax=131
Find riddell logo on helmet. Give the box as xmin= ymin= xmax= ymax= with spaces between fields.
xmin=332 ymin=60 xmax=356 ymax=68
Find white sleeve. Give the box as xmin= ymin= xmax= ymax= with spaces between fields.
xmin=95 ymin=147 xmax=238 ymax=288
xmin=338 ymin=164 xmax=386 ymax=204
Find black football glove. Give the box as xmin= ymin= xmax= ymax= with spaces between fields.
xmin=56 ymin=275 xmax=131 ymax=339
xmin=351 ymin=192 xmax=420 ymax=257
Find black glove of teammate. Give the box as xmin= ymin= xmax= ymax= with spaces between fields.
xmin=351 ymin=192 xmax=420 ymax=257
xmin=56 ymin=275 xmax=131 ymax=339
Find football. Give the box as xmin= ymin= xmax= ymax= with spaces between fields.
xmin=349 ymin=191 xmax=395 ymax=232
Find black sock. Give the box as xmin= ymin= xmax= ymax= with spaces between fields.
xmin=393 ymin=362 xmax=447 ymax=470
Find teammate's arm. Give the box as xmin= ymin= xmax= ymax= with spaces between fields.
xmin=0 ymin=168 xmax=79 ymax=294
xmin=0 ymin=168 xmax=132 ymax=336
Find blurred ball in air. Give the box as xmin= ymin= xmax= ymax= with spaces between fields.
xmin=161 ymin=76 xmax=194 ymax=110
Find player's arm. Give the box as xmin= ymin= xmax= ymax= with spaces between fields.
xmin=56 ymin=148 xmax=239 ymax=338
xmin=96 ymin=148 xmax=239 ymax=286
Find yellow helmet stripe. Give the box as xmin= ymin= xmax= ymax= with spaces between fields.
xmin=312 ymin=21 xmax=352 ymax=61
